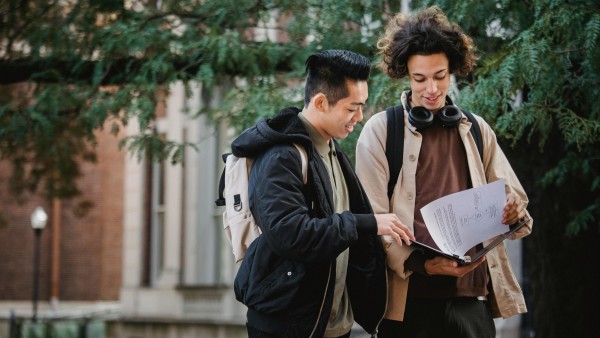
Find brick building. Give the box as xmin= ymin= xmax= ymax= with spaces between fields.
xmin=0 ymin=124 xmax=124 ymax=303
xmin=0 ymin=80 xmax=249 ymax=338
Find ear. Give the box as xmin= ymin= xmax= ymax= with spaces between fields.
xmin=312 ymin=93 xmax=329 ymax=112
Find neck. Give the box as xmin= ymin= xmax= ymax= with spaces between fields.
xmin=301 ymin=107 xmax=332 ymax=142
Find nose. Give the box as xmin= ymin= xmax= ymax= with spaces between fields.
xmin=426 ymin=79 xmax=437 ymax=93
xmin=353 ymin=106 xmax=364 ymax=122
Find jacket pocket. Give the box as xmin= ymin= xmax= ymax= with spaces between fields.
xmin=234 ymin=237 xmax=305 ymax=314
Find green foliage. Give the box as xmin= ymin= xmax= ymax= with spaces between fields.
xmin=218 ymin=76 xmax=302 ymax=132
xmin=0 ymin=0 xmax=400 ymax=200
xmin=1 ymin=0 xmax=599 ymax=334
xmin=429 ymin=0 xmax=600 ymax=237
xmin=413 ymin=1 xmax=600 ymax=336
xmin=2 ymin=1 xmax=597 ymax=231
xmin=119 ymin=132 xmax=197 ymax=165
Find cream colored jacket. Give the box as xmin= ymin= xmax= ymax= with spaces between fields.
xmin=355 ymin=92 xmax=533 ymax=321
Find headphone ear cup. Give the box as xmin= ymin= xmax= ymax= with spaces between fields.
xmin=408 ymin=106 xmax=434 ymax=129
xmin=437 ymin=105 xmax=462 ymax=128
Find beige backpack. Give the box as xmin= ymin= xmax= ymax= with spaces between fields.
xmin=215 ymin=144 xmax=308 ymax=265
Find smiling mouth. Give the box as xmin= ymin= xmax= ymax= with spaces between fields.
xmin=423 ymin=95 xmax=440 ymax=104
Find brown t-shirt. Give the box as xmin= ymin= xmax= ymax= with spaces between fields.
xmin=406 ymin=122 xmax=489 ymax=298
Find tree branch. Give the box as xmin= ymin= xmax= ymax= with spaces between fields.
xmin=0 ymin=53 xmax=295 ymax=85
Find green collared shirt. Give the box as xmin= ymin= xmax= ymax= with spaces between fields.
xmin=298 ymin=112 xmax=353 ymax=337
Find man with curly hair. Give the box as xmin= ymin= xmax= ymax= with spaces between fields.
xmin=355 ymin=6 xmax=533 ymax=338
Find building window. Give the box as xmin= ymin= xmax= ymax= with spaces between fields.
xmin=150 ymin=156 xmax=166 ymax=285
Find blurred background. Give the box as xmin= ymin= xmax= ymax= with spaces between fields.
xmin=0 ymin=0 xmax=598 ymax=337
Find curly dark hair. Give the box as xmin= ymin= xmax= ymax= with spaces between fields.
xmin=377 ymin=6 xmax=477 ymax=79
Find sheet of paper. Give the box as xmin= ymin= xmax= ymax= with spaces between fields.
xmin=420 ymin=179 xmax=509 ymax=257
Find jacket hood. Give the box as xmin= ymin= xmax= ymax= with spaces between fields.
xmin=231 ymin=107 xmax=312 ymax=158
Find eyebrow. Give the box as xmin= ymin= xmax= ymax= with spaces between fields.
xmin=350 ymin=97 xmax=368 ymax=106
xmin=412 ymin=69 xmax=447 ymax=77
xmin=350 ymin=102 xmax=366 ymax=106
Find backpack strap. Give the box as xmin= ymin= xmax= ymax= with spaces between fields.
xmin=214 ymin=153 xmax=230 ymax=207
xmin=386 ymin=105 xmax=404 ymax=201
xmin=462 ymin=110 xmax=483 ymax=161
xmin=293 ymin=143 xmax=308 ymax=184
xmin=215 ymin=144 xmax=308 ymax=208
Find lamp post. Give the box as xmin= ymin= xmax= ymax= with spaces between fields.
xmin=31 ymin=207 xmax=48 ymax=322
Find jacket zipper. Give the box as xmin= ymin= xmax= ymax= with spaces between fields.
xmin=370 ymin=261 xmax=389 ymax=337
xmin=309 ymin=263 xmax=332 ymax=338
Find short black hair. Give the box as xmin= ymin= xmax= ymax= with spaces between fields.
xmin=304 ymin=49 xmax=371 ymax=106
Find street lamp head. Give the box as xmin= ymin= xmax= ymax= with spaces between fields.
xmin=31 ymin=207 xmax=48 ymax=230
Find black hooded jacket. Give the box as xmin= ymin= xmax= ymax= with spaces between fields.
xmin=232 ymin=107 xmax=387 ymax=337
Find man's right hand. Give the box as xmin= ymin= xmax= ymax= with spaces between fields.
xmin=374 ymin=214 xmax=415 ymax=247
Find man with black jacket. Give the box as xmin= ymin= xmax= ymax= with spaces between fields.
xmin=231 ymin=50 xmax=415 ymax=337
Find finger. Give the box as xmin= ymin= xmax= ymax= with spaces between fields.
xmin=508 ymin=207 xmax=519 ymax=221
xmin=401 ymin=232 xmax=412 ymax=246
xmin=505 ymin=192 xmax=517 ymax=205
xmin=457 ymin=257 xmax=485 ymax=274
xmin=510 ymin=203 xmax=527 ymax=224
xmin=503 ymin=202 xmax=522 ymax=223
xmin=393 ymin=231 xmax=403 ymax=247
xmin=393 ymin=224 xmax=414 ymax=245
xmin=502 ymin=210 xmax=514 ymax=224
xmin=504 ymin=200 xmax=516 ymax=213
xmin=444 ymin=258 xmax=458 ymax=269
xmin=384 ymin=225 xmax=401 ymax=246
xmin=401 ymin=229 xmax=415 ymax=244
xmin=393 ymin=220 xmax=415 ymax=241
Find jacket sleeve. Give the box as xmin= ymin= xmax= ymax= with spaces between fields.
xmin=355 ymin=112 xmax=391 ymax=215
xmin=356 ymin=112 xmax=415 ymax=279
xmin=476 ymin=115 xmax=533 ymax=239
xmin=250 ymin=145 xmax=371 ymax=262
